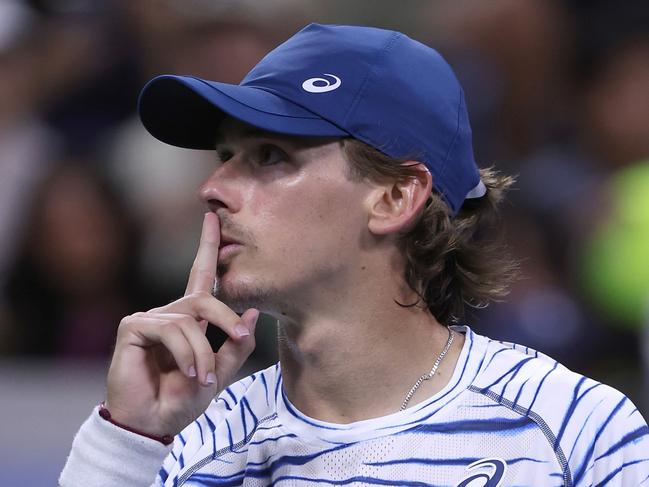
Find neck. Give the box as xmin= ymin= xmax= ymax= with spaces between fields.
xmin=274 ymin=279 xmax=464 ymax=424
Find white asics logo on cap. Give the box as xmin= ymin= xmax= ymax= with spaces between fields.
xmin=302 ymin=74 xmax=341 ymax=93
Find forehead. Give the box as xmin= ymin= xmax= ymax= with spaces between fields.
xmin=214 ymin=117 xmax=340 ymax=149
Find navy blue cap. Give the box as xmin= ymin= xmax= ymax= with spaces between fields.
xmin=138 ymin=23 xmax=485 ymax=214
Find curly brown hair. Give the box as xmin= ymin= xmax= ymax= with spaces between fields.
xmin=342 ymin=138 xmax=519 ymax=325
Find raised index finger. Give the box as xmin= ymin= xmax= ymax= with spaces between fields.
xmin=185 ymin=212 xmax=220 ymax=296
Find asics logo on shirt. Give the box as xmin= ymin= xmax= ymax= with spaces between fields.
xmin=455 ymin=458 xmax=507 ymax=486
xmin=301 ymin=74 xmax=342 ymax=93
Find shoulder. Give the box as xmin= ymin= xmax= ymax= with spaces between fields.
xmin=158 ymin=364 xmax=282 ymax=485
xmin=163 ymin=365 xmax=281 ymax=471
xmin=467 ymin=331 xmax=640 ymax=430
xmin=466 ymin=330 xmax=649 ymax=485
xmin=469 ymin=333 xmax=590 ymax=412
xmin=175 ymin=363 xmax=281 ymax=449
xmin=207 ymin=363 xmax=281 ymax=419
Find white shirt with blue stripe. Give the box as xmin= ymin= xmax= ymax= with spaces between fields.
xmin=155 ymin=325 xmax=649 ymax=486
xmin=60 ymin=325 xmax=649 ymax=486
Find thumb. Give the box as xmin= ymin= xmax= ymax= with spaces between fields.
xmin=242 ymin=308 xmax=260 ymax=334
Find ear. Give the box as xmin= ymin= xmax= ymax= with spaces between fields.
xmin=366 ymin=163 xmax=432 ymax=235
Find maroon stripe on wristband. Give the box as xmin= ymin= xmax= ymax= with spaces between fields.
xmin=98 ymin=403 xmax=174 ymax=446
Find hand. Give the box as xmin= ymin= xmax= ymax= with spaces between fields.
xmin=104 ymin=212 xmax=258 ymax=437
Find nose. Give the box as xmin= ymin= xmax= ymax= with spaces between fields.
xmin=199 ymin=178 xmax=223 ymax=213
xmin=198 ymin=160 xmax=243 ymax=213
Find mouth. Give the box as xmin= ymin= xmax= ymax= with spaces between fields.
xmin=218 ymin=234 xmax=243 ymax=260
xmin=219 ymin=235 xmax=240 ymax=249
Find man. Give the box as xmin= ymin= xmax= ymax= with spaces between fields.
xmin=60 ymin=23 xmax=648 ymax=486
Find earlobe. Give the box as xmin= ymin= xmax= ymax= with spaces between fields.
xmin=367 ymin=164 xmax=432 ymax=235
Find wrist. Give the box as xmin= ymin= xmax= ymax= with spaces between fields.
xmin=98 ymin=402 xmax=174 ymax=445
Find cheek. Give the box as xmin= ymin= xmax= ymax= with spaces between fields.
xmin=254 ymin=185 xmax=365 ymax=258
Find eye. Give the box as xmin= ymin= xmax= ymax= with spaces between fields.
xmin=256 ymin=144 xmax=288 ymax=166
xmin=215 ymin=147 xmax=233 ymax=165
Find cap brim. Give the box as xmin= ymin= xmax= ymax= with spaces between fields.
xmin=138 ymin=75 xmax=348 ymax=149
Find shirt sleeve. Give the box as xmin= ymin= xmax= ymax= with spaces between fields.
xmin=570 ymin=387 xmax=649 ymax=486
xmin=59 ymin=406 xmax=172 ymax=487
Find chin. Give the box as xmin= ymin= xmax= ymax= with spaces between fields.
xmin=214 ymin=269 xmax=275 ymax=313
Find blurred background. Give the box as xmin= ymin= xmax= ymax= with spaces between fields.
xmin=1 ymin=0 xmax=648 ymax=484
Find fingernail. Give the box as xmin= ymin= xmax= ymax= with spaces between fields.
xmin=188 ymin=365 xmax=197 ymax=377
xmin=235 ymin=324 xmax=250 ymax=338
xmin=205 ymin=372 xmax=216 ymax=385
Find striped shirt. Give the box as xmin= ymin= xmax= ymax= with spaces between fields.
xmin=157 ymin=326 xmax=649 ymax=486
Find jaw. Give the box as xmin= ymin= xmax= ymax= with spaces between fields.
xmin=214 ymin=266 xmax=278 ymax=314
xmin=214 ymin=238 xmax=373 ymax=320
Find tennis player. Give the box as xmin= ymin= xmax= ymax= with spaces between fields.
xmin=60 ymin=24 xmax=648 ymax=486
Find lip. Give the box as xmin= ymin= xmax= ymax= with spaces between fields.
xmin=219 ymin=233 xmax=241 ymax=248
xmin=218 ymin=242 xmax=243 ymax=260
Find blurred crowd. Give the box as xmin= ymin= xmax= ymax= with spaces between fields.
xmin=0 ymin=0 xmax=648 ymax=412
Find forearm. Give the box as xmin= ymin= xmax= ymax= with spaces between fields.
xmin=59 ymin=406 xmax=171 ymax=487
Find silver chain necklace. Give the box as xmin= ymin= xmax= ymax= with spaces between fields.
xmin=400 ymin=327 xmax=455 ymax=411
